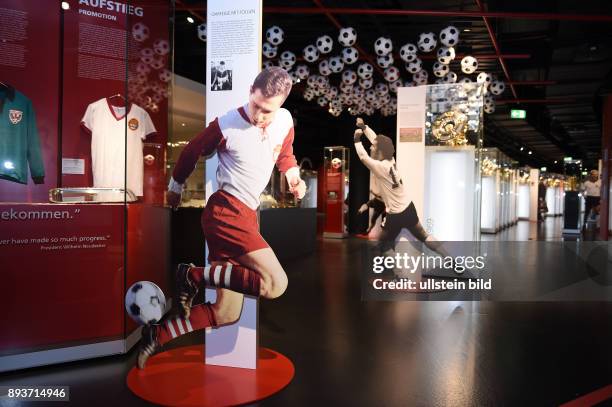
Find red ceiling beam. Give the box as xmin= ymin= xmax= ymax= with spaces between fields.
xmin=258 ymin=7 xmax=612 ymax=22
xmin=475 ymin=0 xmax=518 ymax=99
xmin=496 ymin=98 xmax=575 ymax=104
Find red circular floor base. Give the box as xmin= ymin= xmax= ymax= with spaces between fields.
xmin=127 ymin=346 xmax=294 ymax=407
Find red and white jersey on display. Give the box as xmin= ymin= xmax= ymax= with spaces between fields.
xmin=81 ymin=98 xmax=157 ymax=196
xmin=172 ymin=104 xmax=298 ymax=210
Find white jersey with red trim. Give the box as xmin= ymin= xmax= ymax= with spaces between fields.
xmin=217 ymin=105 xmax=296 ymax=209
xmin=81 ymin=98 xmax=156 ymax=196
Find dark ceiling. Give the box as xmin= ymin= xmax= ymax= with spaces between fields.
xmin=173 ymin=0 xmax=612 ymax=171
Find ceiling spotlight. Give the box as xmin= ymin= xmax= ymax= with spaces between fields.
xmin=463 ymin=28 xmax=471 ymax=32
xmin=554 ymin=160 xmax=558 ymax=164
xmin=520 ymin=147 xmax=524 ymax=151
xmin=181 ymin=123 xmax=186 ymax=127
xmin=528 ymin=151 xmax=532 ymax=155
xmin=61 ymin=1 xmax=70 ymax=10
xmin=187 ymin=16 xmax=195 ymax=23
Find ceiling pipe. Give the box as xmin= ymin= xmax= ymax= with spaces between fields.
xmin=175 ymin=5 xmax=612 ymax=23
xmin=474 ymin=0 xmax=518 ymax=99
xmin=496 ymin=98 xmax=576 ymax=104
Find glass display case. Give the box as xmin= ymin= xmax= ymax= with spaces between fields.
xmin=517 ymin=167 xmax=531 ymax=220
xmin=0 ymin=0 xmax=173 ymax=372
xmin=322 ymin=146 xmax=350 ymax=238
xmin=480 ymin=148 xmax=501 ymax=233
xmin=424 ymin=83 xmax=483 ymax=241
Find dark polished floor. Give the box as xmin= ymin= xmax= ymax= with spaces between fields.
xmin=2 ymin=219 xmax=612 ymax=406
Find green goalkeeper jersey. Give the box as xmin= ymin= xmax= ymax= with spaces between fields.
xmin=0 ymin=87 xmax=45 ymax=184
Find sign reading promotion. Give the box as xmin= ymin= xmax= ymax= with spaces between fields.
xmin=204 ymin=0 xmax=262 ymax=370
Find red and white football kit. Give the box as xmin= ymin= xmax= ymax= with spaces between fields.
xmin=155 ymin=104 xmax=300 ymax=345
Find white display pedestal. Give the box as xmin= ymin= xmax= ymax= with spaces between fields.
xmin=529 ymin=169 xmax=540 ymax=222
xmin=424 ymin=146 xmax=477 ymax=241
xmin=545 ymin=187 xmax=556 ymax=217
xmin=517 ymin=183 xmax=530 ymax=220
xmin=481 ymin=175 xmax=497 ymax=233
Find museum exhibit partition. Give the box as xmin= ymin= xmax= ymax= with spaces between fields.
xmin=396 ymin=83 xmax=483 ymax=241
xmin=0 ymin=0 xmax=172 ymax=372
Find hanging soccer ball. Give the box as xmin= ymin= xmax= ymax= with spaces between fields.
xmin=461 ymin=56 xmax=478 ymax=74
xmin=458 ymin=77 xmax=473 ymax=84
xmin=295 ymin=64 xmax=310 ymax=80
xmin=153 ymin=39 xmax=170 ymax=56
xmin=279 ymin=58 xmax=294 ymax=71
xmin=151 ymin=56 xmax=164 ymax=70
xmin=328 ymin=56 xmax=344 ymax=73
xmin=316 ymin=35 xmax=334 ymax=54
xmin=159 ymin=69 xmax=172 ymax=83
xmin=477 ymin=72 xmax=493 ymax=87
xmin=439 ymin=25 xmax=459 ymax=47
xmin=357 ymin=62 xmax=374 ymax=79
xmin=384 ymin=66 xmax=400 ymax=82
xmin=340 ymin=82 xmax=353 ymax=93
xmin=303 ymin=45 xmax=319 ymax=63
xmin=353 ymin=86 xmax=365 ymax=98
xmin=330 ymin=98 xmax=342 ymax=110
xmin=136 ymin=62 xmax=151 ymax=75
xmin=197 ymin=23 xmax=207 ymax=42
xmin=375 ymin=83 xmax=389 ymax=96
xmin=318 ymin=59 xmax=332 ymax=76
xmin=389 ymin=79 xmax=402 ymax=93
xmin=413 ymin=69 xmax=428 ymax=85
xmin=263 ymin=60 xmax=276 ymax=69
xmin=365 ymin=89 xmax=377 ymax=103
xmin=405 ymin=59 xmax=422 ymax=74
xmin=377 ymin=53 xmax=394 ymax=68
xmin=140 ymin=48 xmax=154 ymax=65
xmin=303 ymin=88 xmax=315 ymax=101
xmin=288 ymin=70 xmax=299 ymax=84
xmin=417 ymin=32 xmax=437 ymax=53
xmin=338 ymin=27 xmax=357 ymax=47
xmin=132 ymin=23 xmax=150 ymax=42
xmin=399 ymin=43 xmax=418 ymax=63
xmin=317 ymin=96 xmax=329 ymax=107
xmin=374 ymin=37 xmax=393 ymax=56
xmin=326 ymin=86 xmax=339 ymax=100
xmin=341 ymin=47 xmax=359 ymax=65
xmin=307 ymin=75 xmax=318 ymax=88
xmin=280 ymin=51 xmax=296 ymax=70
xmin=263 ymin=42 xmax=277 ymax=59
xmin=125 ymin=281 xmax=166 ymax=325
xmin=316 ymin=75 xmax=328 ymax=88
xmin=432 ymin=62 xmax=450 ymax=77
xmin=359 ymin=77 xmax=374 ymax=89
xmin=490 ymin=80 xmax=506 ymax=95
xmin=443 ymin=71 xmax=458 ymax=84
xmin=342 ymin=70 xmax=358 ymax=85
xmin=437 ymin=46 xmax=456 ymax=65
xmin=266 ymin=26 xmax=284 ymax=46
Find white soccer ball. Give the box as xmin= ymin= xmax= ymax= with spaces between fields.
xmin=317 ymin=96 xmax=329 ymax=107
xmin=341 ymin=70 xmax=358 ymax=85
xmin=263 ymin=60 xmax=276 ymax=69
xmin=365 ymin=89 xmax=377 ymax=103
xmin=490 ymin=80 xmax=506 ymax=95
xmin=136 ymin=62 xmax=151 ymax=75
xmin=439 ymin=25 xmax=459 ymax=47
xmin=377 ymin=53 xmax=394 ymax=68
xmin=329 ymin=56 xmax=344 ymax=73
xmin=459 ymin=77 xmax=473 ymax=84
xmin=418 ymin=32 xmax=437 ymax=53
xmin=413 ymin=69 xmax=428 ymax=85
xmin=338 ymin=27 xmax=357 ymax=47
xmin=318 ymin=59 xmax=332 ymax=76
xmin=303 ymin=44 xmax=320 ymax=63
xmin=132 ymin=23 xmax=149 ymax=42
xmin=341 ymin=47 xmax=359 ymax=65
xmin=326 ymin=86 xmax=339 ymax=100
xmin=484 ymin=101 xmax=496 ymax=114
xmin=443 ymin=71 xmax=458 ymax=83
xmin=405 ymin=59 xmax=422 ymax=74
xmin=151 ymin=56 xmax=164 ymax=70
xmin=140 ymin=48 xmax=154 ymax=65
xmin=292 ymin=65 xmax=308 ymax=81
xmin=357 ymin=62 xmax=374 ymax=79
xmin=125 ymin=281 xmax=166 ymax=325
xmin=359 ymin=77 xmax=374 ymax=89
xmin=389 ymin=79 xmax=402 ymax=93
xmin=330 ymin=98 xmax=342 ymax=110
xmin=280 ymin=58 xmax=295 ymax=71
xmin=307 ymin=75 xmax=319 ymax=88
xmin=159 ymin=69 xmax=172 ymax=83
xmin=303 ymin=88 xmax=315 ymax=101
xmin=266 ymin=26 xmax=284 ymax=46
xmin=375 ymin=83 xmax=389 ymax=96
xmin=384 ymin=66 xmax=400 ymax=82
xmin=461 ymin=56 xmax=478 ymax=74
xmin=399 ymin=43 xmax=418 ymax=62
xmin=262 ymin=42 xmax=277 ymax=59
xmin=340 ymin=82 xmax=353 ymax=93
xmin=197 ymin=23 xmax=207 ymax=42
xmin=316 ymin=75 xmax=329 ymax=89
xmin=433 ymin=62 xmax=450 ymax=77
xmin=477 ymin=72 xmax=493 ymax=87
xmin=437 ymin=46 xmax=455 ymax=65
xmin=316 ymin=35 xmax=334 ymax=54
xmin=153 ymin=39 xmax=170 ymax=56
xmin=374 ymin=37 xmax=393 ymax=56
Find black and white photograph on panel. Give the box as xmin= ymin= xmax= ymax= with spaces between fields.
xmin=210 ymin=59 xmax=232 ymax=91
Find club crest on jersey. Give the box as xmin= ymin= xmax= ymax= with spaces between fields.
xmin=9 ymin=110 xmax=23 ymax=125
xmin=128 ymin=118 xmax=139 ymax=130
xmin=272 ymin=144 xmax=282 ymax=162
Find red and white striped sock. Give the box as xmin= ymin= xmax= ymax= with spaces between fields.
xmin=156 ymin=303 xmax=217 ymax=345
xmin=188 ymin=262 xmax=261 ymax=297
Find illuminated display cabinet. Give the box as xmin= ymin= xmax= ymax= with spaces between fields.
xmin=321 ymin=146 xmax=350 ymax=238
